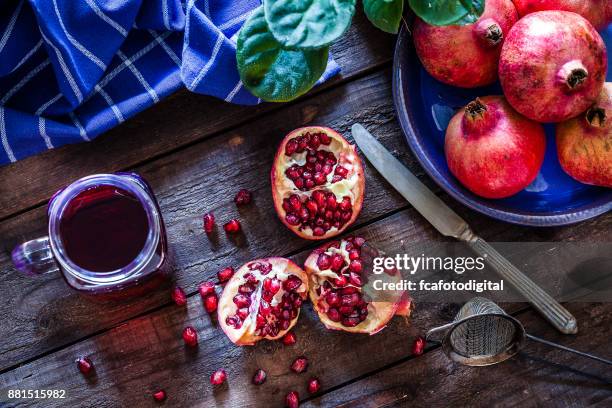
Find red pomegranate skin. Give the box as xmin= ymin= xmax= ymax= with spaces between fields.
xmin=413 ymin=0 xmax=518 ymax=88
xmin=556 ymin=83 xmax=612 ymax=187
xmin=512 ymin=0 xmax=611 ymax=30
xmin=499 ymin=11 xmax=607 ymax=123
xmin=445 ymin=96 xmax=547 ymax=198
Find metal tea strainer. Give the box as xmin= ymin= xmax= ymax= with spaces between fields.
xmin=426 ymin=297 xmax=612 ymax=367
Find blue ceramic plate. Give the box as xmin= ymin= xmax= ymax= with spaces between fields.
xmin=392 ymin=23 xmax=612 ymax=226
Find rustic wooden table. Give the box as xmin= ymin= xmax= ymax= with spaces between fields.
xmin=0 ymin=11 xmax=610 ymax=408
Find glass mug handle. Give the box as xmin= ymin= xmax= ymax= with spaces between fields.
xmin=12 ymin=237 xmax=60 ymax=276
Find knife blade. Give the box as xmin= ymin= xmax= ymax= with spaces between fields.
xmin=351 ymin=123 xmax=578 ymax=334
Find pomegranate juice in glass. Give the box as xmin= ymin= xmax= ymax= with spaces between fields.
xmin=12 ymin=173 xmax=169 ymax=298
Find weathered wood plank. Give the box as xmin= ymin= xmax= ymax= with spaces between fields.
xmin=1 ymin=67 xmax=610 ymax=374
xmin=304 ymin=302 xmax=612 ymax=408
xmin=0 ymin=9 xmax=396 ymax=221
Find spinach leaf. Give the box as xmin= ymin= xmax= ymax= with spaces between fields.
xmin=236 ymin=6 xmax=329 ymax=102
xmin=264 ymin=0 xmax=356 ymax=49
xmin=408 ymin=0 xmax=484 ymax=26
xmin=363 ymin=0 xmax=404 ymax=34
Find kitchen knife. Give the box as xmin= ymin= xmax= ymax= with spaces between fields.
xmin=351 ymin=123 xmax=577 ymax=334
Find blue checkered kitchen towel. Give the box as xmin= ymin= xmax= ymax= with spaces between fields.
xmin=0 ymin=0 xmax=340 ymax=165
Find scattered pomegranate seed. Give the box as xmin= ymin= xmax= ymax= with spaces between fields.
xmin=153 ymin=389 xmax=167 ymax=402
xmin=171 ymin=286 xmax=187 ymax=306
xmin=290 ymin=356 xmax=308 ymax=373
xmin=234 ymin=189 xmax=252 ymax=206
xmin=217 ymin=267 xmax=235 ymax=283
xmin=252 ymin=369 xmax=267 ymax=385
xmin=203 ymin=294 xmax=218 ymax=313
xmin=307 ymin=377 xmax=321 ymax=394
xmin=182 ymin=326 xmax=198 ymax=347
xmin=76 ymin=356 xmax=93 ymax=375
xmin=281 ymin=332 xmax=297 ymax=346
xmin=412 ymin=336 xmax=426 ymax=356
xmin=210 ymin=369 xmax=227 ymax=385
xmin=198 ymin=281 xmax=216 ymax=298
xmin=285 ymin=391 xmax=299 ymax=408
xmin=224 ymin=219 xmax=241 ymax=233
xmin=203 ymin=212 xmax=215 ymax=234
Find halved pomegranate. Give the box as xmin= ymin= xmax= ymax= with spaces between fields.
xmin=271 ymin=127 xmax=365 ymax=240
xmin=304 ymin=237 xmax=411 ymax=334
xmin=218 ymin=257 xmax=308 ymax=345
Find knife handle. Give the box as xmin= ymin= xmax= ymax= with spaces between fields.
xmin=468 ymin=236 xmax=578 ymax=334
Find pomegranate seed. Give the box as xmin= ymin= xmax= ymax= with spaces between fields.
xmin=317 ymin=253 xmax=331 ymax=270
xmin=234 ymin=189 xmax=252 ymax=206
xmin=312 ymin=226 xmax=325 ymax=236
xmin=210 ymin=369 xmax=227 ymax=385
xmin=252 ymin=369 xmax=267 ymax=385
xmin=182 ymin=326 xmax=198 ymax=347
xmin=153 ymin=390 xmax=167 ymax=402
xmin=76 ymin=357 xmax=93 ymax=375
xmin=198 ymin=281 xmax=216 ymax=298
xmin=412 ymin=336 xmax=426 ymax=356
xmin=333 ymin=275 xmax=347 ymax=287
xmin=349 ymin=272 xmax=362 ymax=287
xmin=285 ymin=139 xmax=298 ymax=155
xmin=263 ymin=277 xmax=281 ymax=295
xmin=307 ymin=378 xmax=321 ymax=394
xmin=286 ymin=214 xmax=300 ymax=225
xmin=339 ymin=196 xmax=352 ymax=211
xmin=348 ymin=249 xmax=360 ymax=260
xmin=349 ymin=259 xmax=362 ymax=273
xmin=223 ymin=219 xmax=241 ymax=234
xmin=320 ymin=133 xmax=332 ymax=145
xmin=203 ymin=294 xmax=218 ymax=313
xmin=330 ymin=254 xmax=344 ymax=271
xmin=233 ymin=294 xmax=251 ymax=308
xmin=203 ymin=212 xmax=215 ymax=234
xmin=283 ymin=275 xmax=302 ymax=291
xmin=290 ymin=356 xmax=308 ymax=373
xmin=282 ymin=332 xmax=297 ymax=346
xmin=217 ymin=267 xmax=235 ymax=283
xmin=325 ymin=292 xmax=340 ymax=306
xmin=353 ymin=237 xmax=365 ymax=247
xmin=285 ymin=391 xmax=300 ymax=408
xmin=171 ymin=286 xmax=187 ymax=306
xmin=327 ymin=308 xmax=341 ymax=322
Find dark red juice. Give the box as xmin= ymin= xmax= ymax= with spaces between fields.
xmin=59 ymin=185 xmax=150 ymax=272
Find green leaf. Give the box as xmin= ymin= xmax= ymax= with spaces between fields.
xmin=363 ymin=0 xmax=404 ymax=34
xmin=408 ymin=0 xmax=484 ymax=26
xmin=236 ymin=7 xmax=329 ymax=103
xmin=264 ymin=0 xmax=356 ymax=49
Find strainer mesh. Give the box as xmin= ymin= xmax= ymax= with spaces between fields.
xmin=449 ymin=315 xmax=517 ymax=357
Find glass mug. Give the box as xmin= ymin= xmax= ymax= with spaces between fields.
xmin=12 ymin=173 xmax=169 ymax=298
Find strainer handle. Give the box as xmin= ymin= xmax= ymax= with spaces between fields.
xmin=468 ymin=236 xmax=578 ymax=335
xmin=526 ymin=334 xmax=612 ymax=365
xmin=425 ymin=322 xmax=455 ymax=343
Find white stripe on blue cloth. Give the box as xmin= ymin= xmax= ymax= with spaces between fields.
xmin=0 ymin=107 xmax=17 ymax=163
xmin=0 ymin=0 xmax=24 ymax=54
xmin=224 ymin=80 xmax=242 ymax=103
xmin=117 ymin=50 xmax=160 ymax=103
xmin=1 ymin=59 xmax=51 ymax=105
xmin=52 ymin=0 xmax=106 ymax=70
xmin=35 ymin=93 xmax=62 ymax=116
xmin=38 ymin=117 xmax=54 ymax=149
xmin=69 ymin=112 xmax=89 ymax=141
xmin=148 ymin=30 xmax=181 ymax=66
xmin=84 ymin=0 xmax=128 ymax=37
xmin=162 ymin=0 xmax=171 ymax=30
xmin=40 ymin=31 xmax=83 ymax=103
xmin=95 ymin=84 xmax=125 ymax=123
xmin=218 ymin=10 xmax=252 ymax=31
xmin=189 ymin=31 xmax=224 ymax=90
xmin=10 ymin=39 xmax=44 ymax=75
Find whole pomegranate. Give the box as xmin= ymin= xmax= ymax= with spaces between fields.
xmin=445 ymin=96 xmax=546 ymax=199
xmin=217 ymin=258 xmax=308 ymax=345
xmin=271 ymin=127 xmax=365 ymax=240
xmin=304 ymin=237 xmax=411 ymax=334
xmin=556 ymin=83 xmax=612 ymax=187
xmin=512 ymin=1 xmax=612 ymax=30
xmin=499 ymin=11 xmax=607 ymax=123
xmin=413 ymin=0 xmax=518 ymax=88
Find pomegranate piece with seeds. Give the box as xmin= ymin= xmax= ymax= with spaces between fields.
xmin=290 ymin=356 xmax=308 ymax=373
xmin=210 ymin=369 xmax=227 ymax=385
xmin=203 ymin=212 xmax=215 ymax=234
xmin=252 ymin=369 xmax=267 ymax=385
xmin=234 ymin=189 xmax=252 ymax=206
xmin=76 ymin=356 xmax=93 ymax=375
xmin=153 ymin=390 xmax=167 ymax=402
xmin=281 ymin=332 xmax=297 ymax=346
xmin=217 ymin=258 xmax=308 ymax=346
xmin=271 ymin=126 xmax=365 ymax=240
xmin=223 ymin=219 xmax=241 ymax=234
xmin=304 ymin=237 xmax=411 ymax=334
xmin=171 ymin=286 xmax=187 ymax=306
xmin=285 ymin=391 xmax=300 ymax=408
xmin=307 ymin=378 xmax=321 ymax=394
xmin=182 ymin=326 xmax=198 ymax=347
xmin=218 ymin=267 xmax=235 ymax=283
